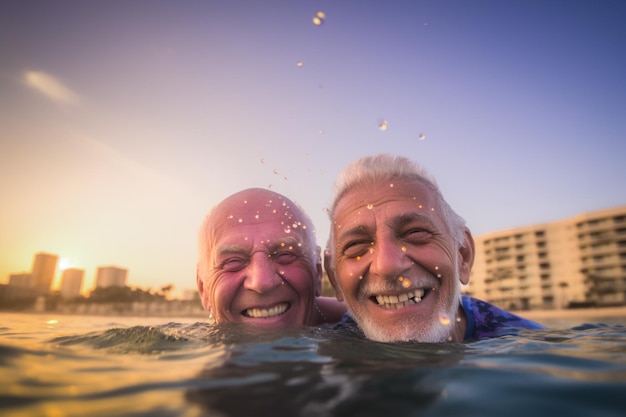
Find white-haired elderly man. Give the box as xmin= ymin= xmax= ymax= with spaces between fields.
xmin=325 ymin=154 xmax=543 ymax=342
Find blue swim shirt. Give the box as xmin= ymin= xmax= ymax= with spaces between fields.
xmin=334 ymin=295 xmax=545 ymax=341
xmin=462 ymin=295 xmax=545 ymax=340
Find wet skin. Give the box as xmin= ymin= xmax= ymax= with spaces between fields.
xmin=328 ymin=179 xmax=474 ymax=342
xmin=197 ymin=190 xmax=321 ymax=329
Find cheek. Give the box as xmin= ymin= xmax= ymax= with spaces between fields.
xmin=409 ymin=245 xmax=450 ymax=270
xmin=337 ymin=260 xmax=366 ymax=289
xmin=210 ymin=275 xmax=239 ymax=309
xmin=285 ymin=266 xmax=316 ymax=293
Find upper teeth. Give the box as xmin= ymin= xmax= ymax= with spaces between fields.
xmin=375 ymin=289 xmax=425 ymax=309
xmin=244 ymin=303 xmax=289 ymax=318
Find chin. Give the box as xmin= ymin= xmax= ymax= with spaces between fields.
xmin=361 ymin=320 xmax=452 ymax=343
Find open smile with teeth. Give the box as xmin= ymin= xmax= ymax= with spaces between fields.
xmin=373 ymin=289 xmax=426 ymax=309
xmin=243 ymin=302 xmax=290 ymax=318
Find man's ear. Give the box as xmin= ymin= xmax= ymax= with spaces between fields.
xmin=459 ymin=228 xmax=475 ymax=285
xmin=323 ymin=249 xmax=344 ymax=301
xmin=196 ymin=268 xmax=210 ymax=310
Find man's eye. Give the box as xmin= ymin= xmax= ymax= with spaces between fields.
xmin=221 ymin=258 xmax=248 ymax=272
xmin=404 ymin=228 xmax=432 ymax=242
xmin=342 ymin=241 xmax=370 ymax=258
xmin=273 ymin=251 xmax=297 ymax=264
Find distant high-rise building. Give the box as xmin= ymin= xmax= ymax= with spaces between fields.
xmin=8 ymin=273 xmax=33 ymax=288
xmin=95 ymin=266 xmax=127 ymax=288
xmin=464 ymin=206 xmax=626 ymax=310
xmin=31 ymin=252 xmax=58 ymax=294
xmin=60 ymin=268 xmax=84 ymax=299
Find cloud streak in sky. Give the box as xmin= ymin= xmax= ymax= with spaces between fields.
xmin=23 ymin=70 xmax=80 ymax=105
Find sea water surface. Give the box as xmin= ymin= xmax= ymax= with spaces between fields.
xmin=1 ymin=312 xmax=625 ymax=417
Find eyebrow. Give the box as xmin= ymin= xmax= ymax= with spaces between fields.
xmin=335 ymin=225 xmax=373 ymax=248
xmin=387 ymin=212 xmax=437 ymax=230
xmin=267 ymin=236 xmax=305 ymax=253
xmin=336 ymin=212 xmax=437 ymax=245
xmin=215 ymin=236 xmax=304 ymax=257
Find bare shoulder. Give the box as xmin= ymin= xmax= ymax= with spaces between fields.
xmin=315 ymin=296 xmax=347 ymax=324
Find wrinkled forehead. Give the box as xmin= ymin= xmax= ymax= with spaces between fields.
xmin=209 ymin=190 xmax=311 ymax=246
xmin=332 ymin=179 xmax=440 ymax=220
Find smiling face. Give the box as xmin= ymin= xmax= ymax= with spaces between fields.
xmin=197 ymin=189 xmax=321 ymax=329
xmin=328 ymin=179 xmax=473 ymax=342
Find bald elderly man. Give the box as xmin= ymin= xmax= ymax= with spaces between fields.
xmin=197 ymin=188 xmax=345 ymax=329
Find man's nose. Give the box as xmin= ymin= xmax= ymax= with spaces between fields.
xmin=370 ymin=238 xmax=411 ymax=280
xmin=243 ymin=253 xmax=282 ymax=293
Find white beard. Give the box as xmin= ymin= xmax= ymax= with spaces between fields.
xmin=348 ymin=266 xmax=463 ymax=343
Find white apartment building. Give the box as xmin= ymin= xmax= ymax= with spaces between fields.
xmin=94 ymin=266 xmax=128 ymax=288
xmin=464 ymin=206 xmax=626 ymax=311
xmin=60 ymin=268 xmax=84 ymax=298
xmin=31 ymin=252 xmax=58 ymax=294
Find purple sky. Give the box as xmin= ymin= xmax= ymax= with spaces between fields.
xmin=1 ymin=0 xmax=625 ymax=297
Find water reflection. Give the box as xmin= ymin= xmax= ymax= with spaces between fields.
xmin=185 ymin=325 xmax=465 ymax=416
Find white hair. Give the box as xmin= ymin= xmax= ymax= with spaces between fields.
xmin=328 ymin=153 xmax=467 ymax=261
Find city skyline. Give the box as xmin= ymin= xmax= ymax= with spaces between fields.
xmin=2 ymin=2 xmax=625 ymax=298
xmin=7 ymin=251 xmax=134 ymax=296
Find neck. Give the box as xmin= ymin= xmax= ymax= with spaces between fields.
xmin=448 ymin=305 xmax=468 ymax=342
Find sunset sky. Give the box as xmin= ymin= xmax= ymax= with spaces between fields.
xmin=1 ymin=1 xmax=625 ymax=298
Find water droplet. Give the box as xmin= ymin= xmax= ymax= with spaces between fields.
xmin=284 ymin=228 xmax=291 ymax=233
xmin=255 ymin=214 xmax=259 ymax=219
xmin=366 ymin=204 xmax=373 ymax=209
xmin=268 ymin=184 xmax=273 ymax=189
xmin=313 ymin=11 xmax=325 ymax=25
xmin=369 ymin=248 xmax=374 ymax=254
xmin=435 ymin=266 xmax=439 ymax=270
xmin=389 ymin=183 xmax=394 ymax=188
xmin=418 ymin=204 xmax=423 ymax=209
xmin=437 ymin=274 xmax=442 ymax=278
xmin=238 ymin=218 xmax=243 ymax=223
xmin=356 ymin=256 xmax=361 ymax=261
xmin=297 ymin=61 xmax=303 ymax=67
xmin=378 ymin=119 xmax=388 ymax=131
xmin=402 ymin=279 xmax=411 ymax=288
xmin=398 ymin=276 xmax=404 ymax=281
xmin=456 ymin=317 xmax=461 ymax=323
xmin=260 ymin=158 xmax=265 ymax=164
xmin=273 ymin=168 xmax=279 ymax=174
xmin=439 ymin=316 xmax=451 ymax=326
xmin=419 ymin=133 xmax=426 ymax=140
xmin=280 ymin=242 xmax=286 ymax=247
xmin=401 ymin=246 xmax=407 ymax=252
xmin=431 ymin=207 xmax=435 ymax=211
xmin=358 ymin=275 xmax=363 ymax=280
